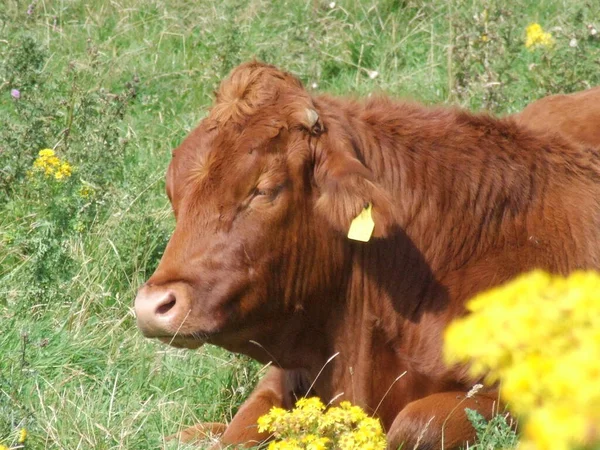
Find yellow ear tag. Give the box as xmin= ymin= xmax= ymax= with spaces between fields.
xmin=347 ymin=203 xmax=375 ymax=242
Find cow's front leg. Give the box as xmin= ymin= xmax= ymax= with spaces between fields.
xmin=387 ymin=390 xmax=506 ymax=450
xmin=170 ymin=366 xmax=291 ymax=448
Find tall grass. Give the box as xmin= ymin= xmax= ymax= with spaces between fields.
xmin=1 ymin=0 xmax=599 ymax=448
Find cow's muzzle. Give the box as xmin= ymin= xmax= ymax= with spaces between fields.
xmin=134 ymin=281 xmax=201 ymax=343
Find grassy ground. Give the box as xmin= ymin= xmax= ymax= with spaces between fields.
xmin=1 ymin=0 xmax=599 ymax=448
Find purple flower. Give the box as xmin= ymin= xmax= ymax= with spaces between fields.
xmin=11 ymin=89 xmax=21 ymax=99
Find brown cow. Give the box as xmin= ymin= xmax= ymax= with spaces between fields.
xmin=515 ymin=86 xmax=600 ymax=148
xmin=134 ymin=62 xmax=600 ymax=449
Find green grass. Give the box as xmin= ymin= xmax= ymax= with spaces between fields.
xmin=1 ymin=0 xmax=599 ymax=448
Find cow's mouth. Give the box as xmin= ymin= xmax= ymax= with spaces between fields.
xmin=157 ymin=334 xmax=208 ymax=349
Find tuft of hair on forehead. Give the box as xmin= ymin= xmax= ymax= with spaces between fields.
xmin=208 ymin=61 xmax=306 ymax=127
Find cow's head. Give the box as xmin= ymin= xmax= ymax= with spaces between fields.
xmin=134 ymin=62 xmax=392 ymax=357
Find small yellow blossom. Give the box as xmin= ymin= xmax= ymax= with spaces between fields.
xmin=258 ymin=406 xmax=287 ymax=433
xmin=18 ymin=427 xmax=27 ymax=443
xmin=269 ymin=438 xmax=303 ymax=450
xmin=525 ymin=23 xmax=554 ymax=49
xmin=54 ymin=162 xmax=72 ymax=179
xmin=79 ymin=184 xmax=94 ymax=199
xmin=31 ymin=148 xmax=73 ymax=181
xmin=444 ymin=270 xmax=600 ymax=450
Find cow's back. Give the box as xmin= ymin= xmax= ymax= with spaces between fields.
xmin=516 ymin=87 xmax=600 ymax=148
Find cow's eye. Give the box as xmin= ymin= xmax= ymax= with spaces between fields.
xmin=254 ymin=187 xmax=270 ymax=197
xmin=252 ymin=185 xmax=284 ymax=200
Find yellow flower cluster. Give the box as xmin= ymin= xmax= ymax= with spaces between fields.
xmin=0 ymin=427 xmax=26 ymax=450
xmin=444 ymin=271 xmax=600 ymax=450
xmin=257 ymin=397 xmax=387 ymax=450
xmin=32 ymin=148 xmax=73 ymax=180
xmin=525 ymin=23 xmax=554 ymax=49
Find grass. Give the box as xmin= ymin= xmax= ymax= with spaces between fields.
xmin=1 ymin=0 xmax=599 ymax=448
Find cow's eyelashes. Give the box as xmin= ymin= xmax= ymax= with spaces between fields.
xmin=251 ymin=185 xmax=284 ymax=200
xmin=253 ymin=187 xmax=270 ymax=197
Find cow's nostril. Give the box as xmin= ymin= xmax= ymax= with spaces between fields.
xmin=156 ymin=293 xmax=176 ymax=315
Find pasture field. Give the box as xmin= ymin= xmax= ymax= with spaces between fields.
xmin=1 ymin=0 xmax=599 ymax=448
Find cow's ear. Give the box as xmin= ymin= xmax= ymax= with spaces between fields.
xmin=289 ymin=106 xmax=324 ymax=136
xmin=312 ymin=137 xmax=393 ymax=240
xmin=300 ymin=108 xmax=324 ymax=136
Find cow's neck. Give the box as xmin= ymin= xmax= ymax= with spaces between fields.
xmin=269 ymin=250 xmax=461 ymax=429
xmin=258 ymin=224 xmax=465 ymax=426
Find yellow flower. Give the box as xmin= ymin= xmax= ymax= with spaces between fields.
xmin=268 ymin=438 xmax=303 ymax=450
xmin=31 ymin=148 xmax=73 ymax=180
xmin=257 ymin=406 xmax=287 ymax=433
xmin=258 ymin=398 xmax=386 ymax=449
xmin=18 ymin=427 xmax=27 ymax=443
xmin=523 ymin=405 xmax=588 ymax=450
xmin=54 ymin=161 xmax=72 ymax=180
xmin=79 ymin=184 xmax=94 ymax=199
xmin=300 ymin=434 xmax=331 ymax=450
xmin=296 ymin=397 xmax=326 ymax=412
xmin=525 ymin=23 xmax=554 ymax=49
xmin=444 ymin=270 xmax=600 ymax=450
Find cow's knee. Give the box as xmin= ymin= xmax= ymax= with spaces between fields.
xmin=387 ymin=402 xmax=442 ymax=450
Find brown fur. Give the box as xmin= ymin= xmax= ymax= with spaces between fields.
xmin=135 ymin=62 xmax=600 ymax=449
xmin=515 ymin=86 xmax=600 ymax=148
